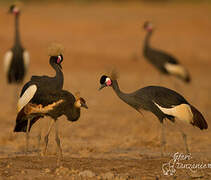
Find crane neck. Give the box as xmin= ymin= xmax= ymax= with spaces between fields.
xmin=50 ymin=61 xmax=64 ymax=89
xmin=144 ymin=31 xmax=153 ymax=52
xmin=111 ymin=80 xmax=128 ymax=102
xmin=14 ymin=14 xmax=21 ymax=46
xmin=72 ymin=106 xmax=81 ymax=120
xmin=112 ymin=80 xmax=140 ymax=110
xmin=111 ymin=80 xmax=121 ymax=93
xmin=67 ymin=105 xmax=80 ymax=121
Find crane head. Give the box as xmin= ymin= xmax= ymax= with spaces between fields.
xmin=48 ymin=43 xmax=64 ymax=69
xmin=49 ymin=54 xmax=63 ymax=69
xmin=74 ymin=97 xmax=88 ymax=109
xmin=143 ymin=21 xmax=153 ymax=32
xmin=99 ymin=75 xmax=112 ymax=90
xmin=9 ymin=4 xmax=20 ymax=15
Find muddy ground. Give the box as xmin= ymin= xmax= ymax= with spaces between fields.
xmin=0 ymin=2 xmax=211 ymax=179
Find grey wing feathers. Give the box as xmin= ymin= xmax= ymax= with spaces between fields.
xmin=134 ymin=86 xmax=188 ymax=108
xmin=31 ymin=75 xmax=49 ymax=81
xmin=150 ymin=48 xmax=178 ymax=64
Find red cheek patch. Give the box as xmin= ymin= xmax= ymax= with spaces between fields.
xmin=106 ymin=79 xmax=112 ymax=86
xmin=147 ymin=27 xmax=152 ymax=32
xmin=57 ymin=57 xmax=61 ymax=64
xmin=13 ymin=8 xmax=19 ymax=15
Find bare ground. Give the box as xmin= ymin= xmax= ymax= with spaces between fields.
xmin=0 ymin=2 xmax=211 ymax=179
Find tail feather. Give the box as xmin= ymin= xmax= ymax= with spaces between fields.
xmin=14 ymin=108 xmax=42 ymax=132
xmin=190 ymin=105 xmax=208 ymax=130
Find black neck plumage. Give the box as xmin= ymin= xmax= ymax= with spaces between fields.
xmin=51 ymin=62 xmax=64 ymax=90
xmin=14 ymin=14 xmax=21 ymax=46
xmin=71 ymin=106 xmax=81 ymax=121
xmin=143 ymin=31 xmax=153 ymax=53
xmin=111 ymin=80 xmax=132 ymax=105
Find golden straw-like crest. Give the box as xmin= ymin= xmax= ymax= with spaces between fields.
xmin=11 ymin=1 xmax=23 ymax=10
xmin=14 ymin=1 xmax=23 ymax=7
xmin=105 ymin=67 xmax=119 ymax=80
xmin=48 ymin=43 xmax=64 ymax=56
xmin=111 ymin=69 xmax=119 ymax=80
xmin=75 ymin=91 xmax=81 ymax=99
xmin=109 ymin=69 xmax=119 ymax=80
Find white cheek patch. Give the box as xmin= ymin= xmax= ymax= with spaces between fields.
xmin=105 ymin=78 xmax=112 ymax=86
xmin=154 ymin=102 xmax=193 ymax=123
xmin=23 ymin=50 xmax=30 ymax=71
xmin=57 ymin=56 xmax=62 ymax=64
xmin=13 ymin=7 xmax=19 ymax=14
xmin=17 ymin=85 xmax=37 ymax=112
xmin=147 ymin=24 xmax=153 ymax=31
xmin=164 ymin=63 xmax=188 ymax=79
xmin=3 ymin=51 xmax=13 ymax=74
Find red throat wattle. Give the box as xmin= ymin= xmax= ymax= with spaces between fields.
xmin=106 ymin=79 xmax=112 ymax=86
xmin=147 ymin=26 xmax=152 ymax=32
xmin=57 ymin=56 xmax=61 ymax=64
xmin=13 ymin=8 xmax=19 ymax=15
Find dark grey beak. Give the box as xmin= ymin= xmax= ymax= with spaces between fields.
xmin=98 ymin=84 xmax=106 ymax=91
xmin=81 ymin=103 xmax=88 ymax=109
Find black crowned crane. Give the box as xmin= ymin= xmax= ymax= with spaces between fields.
xmin=14 ymin=90 xmax=88 ymax=162
xmin=16 ymin=43 xmax=64 ymax=151
xmin=143 ymin=21 xmax=190 ymax=83
xmin=3 ymin=4 xmax=29 ymax=84
xmin=99 ymin=72 xmax=207 ymax=155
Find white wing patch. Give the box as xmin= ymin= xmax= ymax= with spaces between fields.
xmin=154 ymin=102 xmax=193 ymax=123
xmin=17 ymin=85 xmax=37 ymax=112
xmin=165 ymin=63 xmax=188 ymax=79
xmin=23 ymin=50 xmax=30 ymax=71
xmin=3 ymin=51 xmax=13 ymax=74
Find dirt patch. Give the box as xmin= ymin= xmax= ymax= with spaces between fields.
xmin=0 ymin=2 xmax=211 ymax=179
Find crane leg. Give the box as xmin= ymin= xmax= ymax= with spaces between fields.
xmin=175 ymin=123 xmax=189 ymax=153
xmin=181 ymin=132 xmax=189 ymax=154
xmin=177 ymin=124 xmax=190 ymax=154
xmin=25 ymin=117 xmax=31 ymax=152
xmin=55 ymin=121 xmax=63 ymax=164
xmin=158 ymin=73 xmax=165 ymax=85
xmin=42 ymin=119 xmax=54 ymax=156
xmin=13 ymin=85 xmax=20 ymax=109
xmin=10 ymin=84 xmax=20 ymax=113
xmin=160 ymin=122 xmax=166 ymax=157
xmin=37 ymin=130 xmax=41 ymax=153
